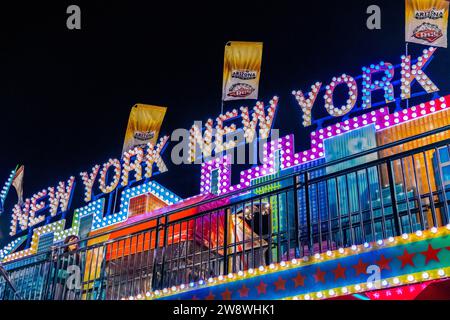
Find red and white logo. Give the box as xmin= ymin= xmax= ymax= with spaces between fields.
xmin=227 ymin=83 xmax=255 ymax=98
xmin=413 ymin=22 xmax=443 ymax=43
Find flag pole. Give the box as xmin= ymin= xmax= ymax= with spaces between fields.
xmin=405 ymin=42 xmax=409 ymax=109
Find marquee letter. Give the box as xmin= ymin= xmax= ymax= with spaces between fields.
xmin=401 ymin=47 xmax=439 ymax=100
xmin=255 ymin=97 xmax=278 ymax=139
xmin=293 ymin=83 xmax=322 ymax=127
xmin=48 ymin=177 xmax=75 ymax=216
xmin=189 ymin=120 xmax=213 ymax=163
xmin=121 ymin=147 xmax=145 ymax=186
xmin=99 ymin=159 xmax=121 ymax=193
xmin=29 ymin=190 xmax=48 ymax=227
xmin=214 ymin=109 xmax=238 ymax=153
xmin=10 ymin=199 xmax=31 ymax=236
xmin=361 ymin=61 xmax=395 ymax=109
xmin=240 ymin=97 xmax=279 ymax=143
xmin=324 ymin=74 xmax=357 ymax=116
xmin=80 ymin=164 xmax=100 ymax=202
xmin=145 ymin=135 xmax=169 ymax=178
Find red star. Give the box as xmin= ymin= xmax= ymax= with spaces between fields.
xmin=446 ymin=246 xmax=450 ymax=251
xmin=221 ymin=288 xmax=232 ymax=300
xmin=332 ymin=263 xmax=347 ymax=280
xmin=420 ymin=244 xmax=442 ymax=265
xmin=291 ymin=272 xmax=306 ymax=288
xmin=238 ymin=285 xmax=250 ymax=298
xmin=313 ymin=267 xmax=326 ymax=283
xmin=353 ymin=258 xmax=369 ymax=276
xmin=205 ymin=291 xmax=215 ymax=300
xmin=256 ymin=281 xmax=268 ymax=295
xmin=397 ymin=249 xmax=416 ymax=269
xmin=376 ymin=254 xmax=393 ymax=271
xmin=274 ymin=276 xmax=286 ymax=291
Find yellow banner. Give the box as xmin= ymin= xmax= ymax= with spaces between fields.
xmin=222 ymin=41 xmax=263 ymax=101
xmin=122 ymin=104 xmax=167 ymax=154
xmin=405 ymin=0 xmax=449 ymax=48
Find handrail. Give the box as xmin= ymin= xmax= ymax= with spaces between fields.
xmin=0 ymin=264 xmax=21 ymax=300
xmin=3 ymin=123 xmax=450 ymax=268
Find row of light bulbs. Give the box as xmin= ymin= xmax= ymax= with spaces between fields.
xmin=188 ymin=97 xmax=278 ymax=162
xmin=123 ymin=224 xmax=450 ymax=300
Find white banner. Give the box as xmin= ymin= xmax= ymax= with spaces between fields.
xmin=222 ymin=42 xmax=263 ymax=101
xmin=405 ymin=0 xmax=449 ymax=48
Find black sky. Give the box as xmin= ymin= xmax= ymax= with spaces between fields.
xmin=1 ymin=0 xmax=449 ymax=245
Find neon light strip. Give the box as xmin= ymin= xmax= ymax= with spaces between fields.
xmin=92 ymin=181 xmax=181 ymax=231
xmin=0 ymin=236 xmax=26 ymax=260
xmin=3 ymin=220 xmax=67 ymax=262
xmin=285 ymin=268 xmax=448 ymax=300
xmin=215 ymin=95 xmax=450 ymax=195
xmin=124 ymin=224 xmax=450 ymax=300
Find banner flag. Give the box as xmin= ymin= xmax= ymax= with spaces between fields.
xmin=122 ymin=104 xmax=167 ymax=155
xmin=405 ymin=0 xmax=449 ymax=48
xmin=222 ymin=41 xmax=263 ymax=101
xmin=12 ymin=165 xmax=24 ymax=206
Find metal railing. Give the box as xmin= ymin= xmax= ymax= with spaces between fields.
xmin=1 ymin=125 xmax=450 ymax=300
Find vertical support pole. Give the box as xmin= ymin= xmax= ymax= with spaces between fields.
xmin=151 ymin=216 xmax=165 ymax=290
xmin=223 ymin=209 xmax=229 ymax=275
xmin=304 ymin=172 xmax=313 ymax=254
xmin=292 ymin=175 xmax=301 ymax=258
xmin=387 ymin=161 xmax=402 ymax=236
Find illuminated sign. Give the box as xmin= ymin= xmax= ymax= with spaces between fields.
xmin=293 ymin=47 xmax=439 ymax=127
xmin=1 ymin=46 xmax=445 ymax=263
xmin=9 ymin=136 xmax=169 ymax=237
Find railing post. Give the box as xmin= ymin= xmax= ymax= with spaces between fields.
xmin=304 ymin=172 xmax=313 ymax=255
xmin=42 ymin=248 xmax=57 ymax=300
xmin=387 ymin=160 xmax=402 ymax=236
xmin=151 ymin=216 xmax=166 ymax=290
xmin=223 ymin=209 xmax=229 ymax=275
xmin=292 ymin=175 xmax=301 ymax=258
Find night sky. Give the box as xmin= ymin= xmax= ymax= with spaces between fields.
xmin=1 ymin=0 xmax=449 ymax=246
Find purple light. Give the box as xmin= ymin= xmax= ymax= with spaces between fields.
xmin=206 ymin=95 xmax=450 ymax=196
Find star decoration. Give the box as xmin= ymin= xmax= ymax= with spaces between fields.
xmin=274 ymin=276 xmax=287 ymax=291
xmin=353 ymin=258 xmax=369 ymax=276
xmin=238 ymin=284 xmax=250 ymax=298
xmin=420 ymin=244 xmax=441 ymax=265
xmin=313 ymin=267 xmax=326 ymax=283
xmin=256 ymin=280 xmax=268 ymax=295
xmin=221 ymin=288 xmax=232 ymax=300
xmin=205 ymin=291 xmax=215 ymax=300
xmin=376 ymin=254 xmax=393 ymax=271
xmin=397 ymin=249 xmax=416 ymax=269
xmin=332 ymin=263 xmax=346 ymax=280
xmin=291 ymin=272 xmax=306 ymax=288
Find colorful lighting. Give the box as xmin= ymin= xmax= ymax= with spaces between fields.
xmin=0 ymin=169 xmax=17 ymax=208
xmin=123 ymin=224 xmax=450 ymax=301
